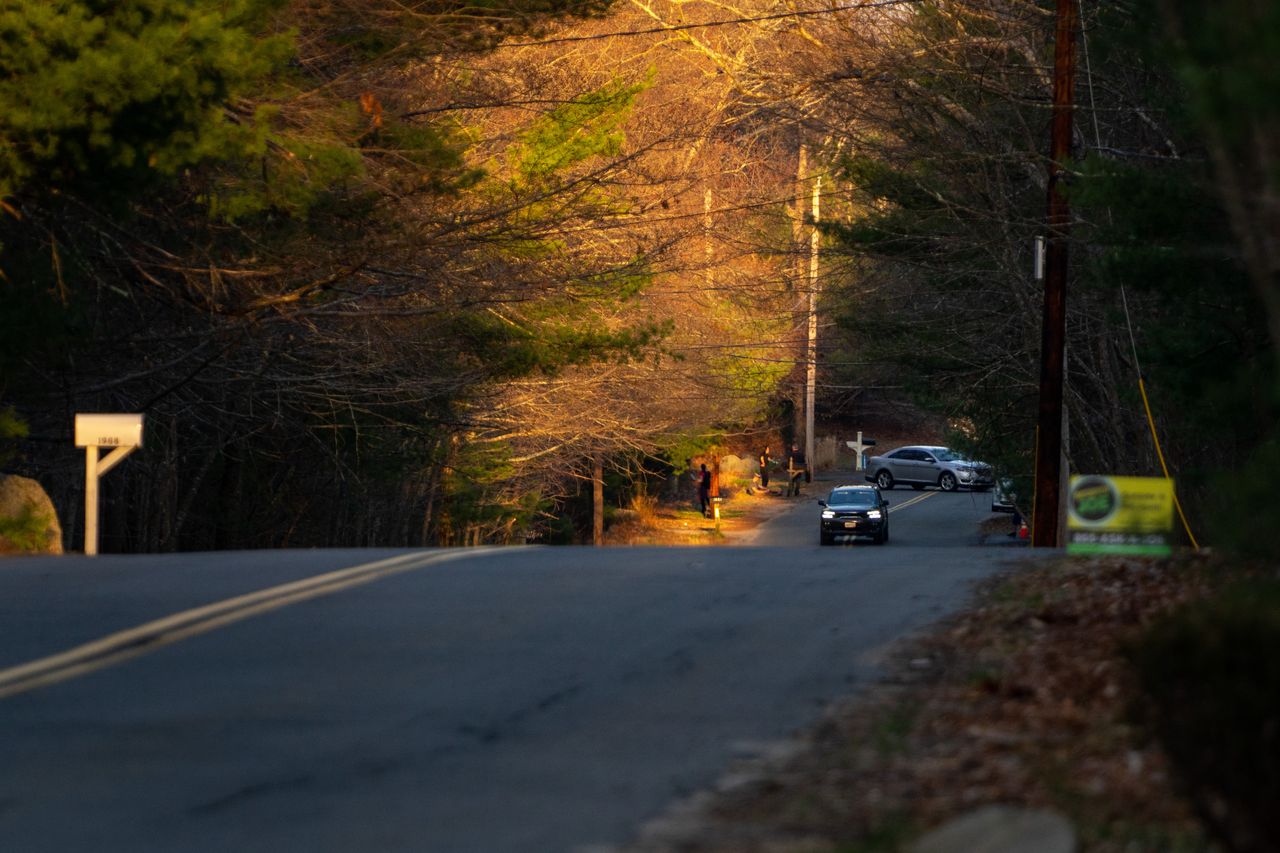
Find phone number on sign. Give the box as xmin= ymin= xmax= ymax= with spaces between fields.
xmin=1069 ymin=531 xmax=1167 ymax=546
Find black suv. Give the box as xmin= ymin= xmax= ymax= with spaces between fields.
xmin=818 ymin=485 xmax=890 ymax=546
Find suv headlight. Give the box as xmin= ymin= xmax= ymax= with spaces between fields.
xmin=821 ymin=510 xmax=835 ymax=519
xmin=867 ymin=510 xmax=882 ymax=519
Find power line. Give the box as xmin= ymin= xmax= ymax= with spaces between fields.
xmin=500 ymin=0 xmax=918 ymax=48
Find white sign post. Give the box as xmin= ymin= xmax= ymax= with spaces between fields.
xmin=845 ymin=431 xmax=877 ymax=471
xmin=75 ymin=414 xmax=145 ymax=556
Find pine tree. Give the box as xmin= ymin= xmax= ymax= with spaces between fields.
xmin=0 ymin=0 xmax=292 ymax=201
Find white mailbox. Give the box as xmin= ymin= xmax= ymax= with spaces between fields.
xmin=75 ymin=413 xmax=145 ymax=448
xmin=75 ymin=413 xmax=145 ymax=555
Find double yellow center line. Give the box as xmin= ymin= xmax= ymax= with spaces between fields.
xmin=0 ymin=548 xmax=512 ymax=701
xmin=886 ymin=490 xmax=937 ymax=513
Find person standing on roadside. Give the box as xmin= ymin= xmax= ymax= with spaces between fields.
xmin=758 ymin=445 xmax=772 ymax=489
xmin=786 ymin=443 xmax=807 ymax=497
xmin=697 ymin=463 xmax=712 ymax=516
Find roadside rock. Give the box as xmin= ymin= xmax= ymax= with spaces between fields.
xmin=0 ymin=474 xmax=64 ymax=555
xmin=718 ymin=454 xmax=756 ymax=477
xmin=909 ymin=805 xmax=1075 ymax=853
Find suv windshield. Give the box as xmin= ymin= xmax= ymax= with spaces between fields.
xmin=829 ymin=489 xmax=876 ymax=507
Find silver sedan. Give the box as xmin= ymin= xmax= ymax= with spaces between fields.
xmin=863 ymin=445 xmax=995 ymax=492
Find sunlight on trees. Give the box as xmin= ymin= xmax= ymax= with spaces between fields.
xmin=1 ymin=0 xmax=1274 ymax=549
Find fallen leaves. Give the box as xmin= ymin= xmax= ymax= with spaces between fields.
xmin=628 ymin=552 xmax=1225 ymax=852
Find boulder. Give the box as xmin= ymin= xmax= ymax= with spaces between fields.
xmin=909 ymin=805 xmax=1075 ymax=853
xmin=717 ymin=454 xmax=757 ymax=477
xmin=0 ymin=474 xmax=64 ymax=555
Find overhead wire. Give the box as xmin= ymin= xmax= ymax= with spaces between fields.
xmin=498 ymin=0 xmax=920 ymax=48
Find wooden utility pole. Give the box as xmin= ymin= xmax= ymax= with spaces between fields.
xmin=1032 ymin=0 xmax=1077 ymax=547
xmin=804 ymin=176 xmax=822 ymax=471
xmin=793 ymin=144 xmax=808 ymax=442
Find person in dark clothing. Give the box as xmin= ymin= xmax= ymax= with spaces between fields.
xmin=786 ymin=444 xmax=807 ymax=497
xmin=758 ymin=446 xmax=772 ymax=489
xmin=697 ymin=463 xmax=712 ymax=516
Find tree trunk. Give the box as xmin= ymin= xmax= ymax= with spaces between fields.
xmin=592 ymin=457 xmax=604 ymax=546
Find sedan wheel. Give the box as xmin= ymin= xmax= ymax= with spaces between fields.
xmin=875 ymin=470 xmax=894 ymax=490
xmin=939 ymin=472 xmax=958 ymax=492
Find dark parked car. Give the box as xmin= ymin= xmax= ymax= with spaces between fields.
xmin=818 ymin=484 xmax=890 ymax=546
xmin=864 ymin=445 xmax=995 ymax=492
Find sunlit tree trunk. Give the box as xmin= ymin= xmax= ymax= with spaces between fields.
xmin=592 ymin=457 xmax=604 ymax=546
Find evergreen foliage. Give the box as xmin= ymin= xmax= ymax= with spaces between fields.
xmin=1128 ymin=578 xmax=1280 ymax=851
xmin=508 ymin=78 xmax=645 ymax=186
xmin=1080 ymin=1 xmax=1279 ymax=547
xmin=2 ymin=0 xmax=798 ymax=548
xmin=0 ymin=0 xmax=292 ymax=200
xmin=822 ymin=4 xmax=1049 ymax=488
xmin=818 ymin=0 xmax=1277 ymax=546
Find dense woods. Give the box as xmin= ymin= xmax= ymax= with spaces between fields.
xmin=1 ymin=0 xmax=1276 ymax=551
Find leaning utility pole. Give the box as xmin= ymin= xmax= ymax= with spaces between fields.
xmin=1032 ymin=0 xmax=1077 ymax=547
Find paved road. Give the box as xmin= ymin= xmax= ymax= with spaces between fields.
xmin=748 ymin=468 xmax=1022 ymax=547
xmin=0 ymin=489 xmax=1033 ymax=853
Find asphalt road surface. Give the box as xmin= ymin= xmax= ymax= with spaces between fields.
xmin=0 ymin=481 xmax=1033 ymax=853
xmin=748 ymin=468 xmax=1019 ymax=547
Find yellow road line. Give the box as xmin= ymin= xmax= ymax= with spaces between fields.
xmin=0 ymin=548 xmax=518 ymax=701
xmin=886 ymin=491 xmax=937 ymax=513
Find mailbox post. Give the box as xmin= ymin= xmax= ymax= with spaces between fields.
xmin=75 ymin=414 xmax=144 ymax=556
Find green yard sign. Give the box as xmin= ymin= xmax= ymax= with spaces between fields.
xmin=1067 ymin=475 xmax=1175 ymax=556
